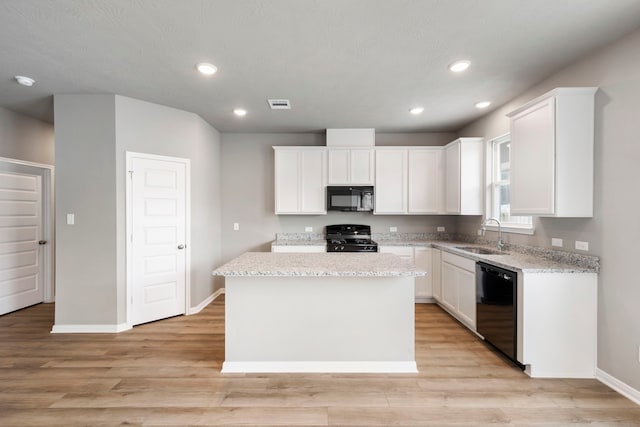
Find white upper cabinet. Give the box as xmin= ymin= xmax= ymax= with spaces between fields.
xmin=507 ymin=87 xmax=597 ymax=217
xmin=408 ymin=148 xmax=444 ymax=214
xmin=274 ymin=147 xmax=326 ymax=215
xmin=444 ymin=138 xmax=484 ymax=215
xmin=327 ymin=148 xmax=375 ymax=185
xmin=375 ymin=147 xmax=445 ymax=215
xmin=374 ymin=148 xmax=407 ymax=214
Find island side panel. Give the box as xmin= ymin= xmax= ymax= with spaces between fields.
xmin=223 ymin=275 xmax=416 ymax=373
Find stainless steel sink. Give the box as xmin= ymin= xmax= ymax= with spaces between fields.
xmin=455 ymin=246 xmax=506 ymax=255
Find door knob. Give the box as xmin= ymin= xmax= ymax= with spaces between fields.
xmin=177 ymin=244 xmax=185 ymax=250
xmin=38 ymin=240 xmax=47 ymax=245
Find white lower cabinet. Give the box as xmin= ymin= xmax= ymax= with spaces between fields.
xmin=431 ymin=249 xmax=442 ymax=302
xmin=379 ymin=246 xmax=433 ymax=302
xmin=439 ymin=251 xmax=476 ymax=330
xmin=271 ymin=245 xmax=326 ymax=253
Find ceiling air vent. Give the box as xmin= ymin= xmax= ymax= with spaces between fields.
xmin=268 ymin=99 xmax=291 ymax=110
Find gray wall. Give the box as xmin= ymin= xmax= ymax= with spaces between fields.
xmin=0 ymin=106 xmax=54 ymax=164
xmin=220 ymin=132 xmax=458 ymax=262
xmin=114 ymin=96 xmax=223 ymax=317
xmin=457 ymin=27 xmax=640 ymax=389
xmin=54 ymin=95 xmax=118 ymax=325
xmin=53 ymin=94 xmax=222 ymax=326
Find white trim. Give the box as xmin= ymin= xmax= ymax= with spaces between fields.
xmin=51 ymin=323 xmax=130 ymax=334
xmin=221 ymin=361 xmax=418 ymax=374
xmin=125 ymin=152 xmax=191 ymax=329
xmin=596 ymin=368 xmax=640 ymax=406
xmin=415 ymin=297 xmax=435 ymax=303
xmin=189 ymin=288 xmax=225 ymax=315
xmin=0 ymin=157 xmax=55 ymax=303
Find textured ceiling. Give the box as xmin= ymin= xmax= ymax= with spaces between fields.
xmin=2 ymin=0 xmax=640 ymax=133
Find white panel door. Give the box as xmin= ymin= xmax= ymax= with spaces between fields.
xmin=0 ymin=170 xmax=44 ymax=315
xmin=131 ymin=157 xmax=186 ymax=325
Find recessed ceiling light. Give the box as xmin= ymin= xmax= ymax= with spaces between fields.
xmin=409 ymin=107 xmax=424 ymax=115
xmin=195 ymin=62 xmax=217 ymax=75
xmin=448 ymin=60 xmax=470 ymax=73
xmin=15 ymin=75 xmax=35 ymax=87
xmin=475 ymin=101 xmax=491 ymax=109
xmin=233 ymin=108 xmax=247 ymax=117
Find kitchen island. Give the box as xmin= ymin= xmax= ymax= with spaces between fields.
xmin=212 ymin=252 xmax=426 ymax=373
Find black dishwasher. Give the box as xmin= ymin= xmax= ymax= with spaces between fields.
xmin=476 ymin=262 xmax=522 ymax=368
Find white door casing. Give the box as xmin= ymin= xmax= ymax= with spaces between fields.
xmin=0 ymin=158 xmax=54 ymax=314
xmin=126 ymin=152 xmax=190 ymax=327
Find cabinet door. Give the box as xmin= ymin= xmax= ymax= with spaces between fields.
xmin=327 ymin=149 xmax=350 ymax=184
xmin=432 ymin=249 xmax=442 ymax=301
xmin=510 ymin=97 xmax=556 ymax=215
xmin=275 ymin=150 xmax=300 ymax=213
xmin=350 ymin=149 xmax=375 ymax=185
xmin=300 ymin=150 xmax=326 ymax=213
xmin=440 ymin=261 xmax=458 ymax=314
xmin=375 ymin=149 xmax=407 ymax=214
xmin=445 ymin=142 xmax=460 ymax=214
xmin=457 ymin=267 xmax=476 ymax=330
xmin=408 ymin=149 xmax=443 ymax=214
xmin=414 ymin=247 xmax=432 ymax=299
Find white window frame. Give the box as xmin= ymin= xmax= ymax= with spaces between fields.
xmin=485 ymin=134 xmax=535 ymax=235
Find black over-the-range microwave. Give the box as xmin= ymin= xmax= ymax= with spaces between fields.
xmin=326 ymin=186 xmax=374 ymax=212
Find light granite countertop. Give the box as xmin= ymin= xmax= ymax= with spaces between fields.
xmin=270 ymin=239 xmax=327 ymax=247
xmin=271 ymin=235 xmax=599 ymax=274
xmin=432 ymin=242 xmax=597 ymax=274
xmin=212 ymin=252 xmax=427 ymax=277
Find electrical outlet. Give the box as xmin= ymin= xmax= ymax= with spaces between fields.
xmin=477 ymin=229 xmax=483 ymax=236
xmin=575 ymin=240 xmax=589 ymax=251
xmin=304 ymin=226 xmax=313 ymax=232
xmin=233 ymin=222 xmax=239 ymax=231
xmin=66 ymin=213 xmax=75 ymax=225
xmin=437 ymin=226 xmax=445 ymax=232
xmin=389 ymin=226 xmax=398 ymax=232
xmin=552 ymin=238 xmax=563 ymax=247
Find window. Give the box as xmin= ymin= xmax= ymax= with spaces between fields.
xmin=487 ymin=134 xmax=533 ymax=233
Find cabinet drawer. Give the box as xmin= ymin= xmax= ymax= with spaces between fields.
xmin=378 ymin=246 xmax=414 ymax=260
xmin=442 ymin=251 xmax=475 ymax=272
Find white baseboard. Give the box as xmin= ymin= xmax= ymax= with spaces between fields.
xmin=221 ymin=361 xmax=418 ymax=374
xmin=596 ymin=368 xmax=640 ymax=405
xmin=51 ymin=322 xmax=130 ymax=334
xmin=415 ymin=297 xmax=435 ymax=303
xmin=188 ymin=288 xmax=225 ymax=315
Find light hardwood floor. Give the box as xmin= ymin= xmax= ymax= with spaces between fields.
xmin=1 ymin=297 xmax=638 ymax=426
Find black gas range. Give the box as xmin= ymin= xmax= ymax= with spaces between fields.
xmin=326 ymin=224 xmax=378 ymax=252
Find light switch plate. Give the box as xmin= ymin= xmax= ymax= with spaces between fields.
xmin=575 ymin=240 xmax=589 ymax=251
xmin=233 ymin=222 xmax=239 ymax=231
xmin=66 ymin=213 xmax=75 ymax=225
xmin=389 ymin=226 xmax=398 ymax=232
xmin=437 ymin=226 xmax=445 ymax=232
xmin=304 ymin=226 xmax=313 ymax=232
xmin=552 ymin=238 xmax=563 ymax=247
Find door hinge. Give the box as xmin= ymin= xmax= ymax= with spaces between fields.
xmin=128 ymin=170 xmax=134 ymax=179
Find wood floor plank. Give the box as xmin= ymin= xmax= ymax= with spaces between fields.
xmin=0 ymin=298 xmax=637 ymax=426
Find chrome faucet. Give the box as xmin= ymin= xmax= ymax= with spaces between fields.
xmin=482 ymin=217 xmax=504 ymax=252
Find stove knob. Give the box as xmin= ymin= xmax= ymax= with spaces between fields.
xmin=340 ymin=246 xmax=345 ymax=251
